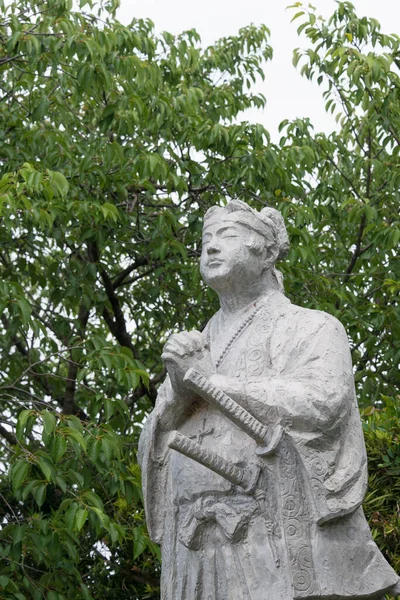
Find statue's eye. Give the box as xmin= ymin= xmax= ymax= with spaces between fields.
xmin=220 ymin=228 xmax=238 ymax=238
xmin=220 ymin=233 xmax=238 ymax=239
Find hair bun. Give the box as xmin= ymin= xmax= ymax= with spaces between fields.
xmin=260 ymin=207 xmax=290 ymax=260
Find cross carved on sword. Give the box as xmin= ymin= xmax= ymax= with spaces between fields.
xmin=189 ymin=418 xmax=214 ymax=445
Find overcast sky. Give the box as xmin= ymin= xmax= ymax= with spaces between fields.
xmin=115 ymin=1 xmax=399 ymax=140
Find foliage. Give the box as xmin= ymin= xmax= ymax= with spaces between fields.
xmin=0 ymin=0 xmax=398 ymax=598
xmin=363 ymin=397 xmax=400 ymax=574
xmin=283 ymin=1 xmax=400 ymax=408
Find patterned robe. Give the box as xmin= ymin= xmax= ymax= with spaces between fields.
xmin=138 ymin=291 xmax=399 ymax=600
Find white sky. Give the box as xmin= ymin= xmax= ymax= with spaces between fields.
xmin=116 ymin=0 xmax=400 ymax=140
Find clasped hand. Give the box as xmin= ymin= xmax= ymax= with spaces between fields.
xmin=161 ymin=330 xmax=213 ymax=399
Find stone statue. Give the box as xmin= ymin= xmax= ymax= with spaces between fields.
xmin=138 ymin=200 xmax=400 ymax=600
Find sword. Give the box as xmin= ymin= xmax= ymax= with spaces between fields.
xmin=183 ymin=368 xmax=283 ymax=456
xmin=168 ymin=431 xmax=260 ymax=493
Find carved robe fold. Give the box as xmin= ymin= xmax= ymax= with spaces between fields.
xmin=138 ymin=291 xmax=399 ymax=600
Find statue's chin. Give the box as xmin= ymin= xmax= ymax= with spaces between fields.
xmin=201 ymin=270 xmax=232 ymax=294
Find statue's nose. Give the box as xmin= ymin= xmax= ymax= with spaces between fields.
xmin=207 ymin=242 xmax=220 ymax=255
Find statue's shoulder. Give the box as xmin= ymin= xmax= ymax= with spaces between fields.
xmin=277 ymin=297 xmax=348 ymax=339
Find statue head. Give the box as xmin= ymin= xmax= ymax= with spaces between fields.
xmin=200 ymin=200 xmax=289 ymax=294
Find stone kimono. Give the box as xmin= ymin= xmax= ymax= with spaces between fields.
xmin=138 ymin=290 xmax=399 ymax=600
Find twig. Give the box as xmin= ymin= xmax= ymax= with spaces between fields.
xmin=0 ymin=424 xmax=17 ymax=446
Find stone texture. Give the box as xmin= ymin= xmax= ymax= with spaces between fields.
xmin=138 ymin=200 xmax=399 ymax=600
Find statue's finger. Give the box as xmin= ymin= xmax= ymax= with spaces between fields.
xmin=187 ymin=330 xmax=203 ymax=352
xmin=168 ymin=331 xmax=193 ymax=343
xmin=161 ymin=350 xmax=181 ymax=364
xmin=164 ymin=336 xmax=194 ymax=356
xmin=176 ymin=332 xmax=198 ymax=352
xmin=161 ymin=343 xmax=190 ymax=361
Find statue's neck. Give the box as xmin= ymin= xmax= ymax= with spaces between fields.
xmin=218 ymin=271 xmax=277 ymax=319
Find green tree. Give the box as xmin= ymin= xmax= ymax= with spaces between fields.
xmin=0 ymin=0 xmax=398 ymax=598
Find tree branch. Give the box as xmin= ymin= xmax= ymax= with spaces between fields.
xmin=116 ymin=266 xmax=159 ymax=289
xmin=100 ymin=269 xmax=138 ymax=358
xmin=334 ymin=213 xmax=368 ymax=310
xmin=344 ymin=213 xmax=367 ymax=280
xmin=0 ymin=55 xmax=26 ymax=66
xmin=342 ymin=130 xmax=373 ymax=283
xmin=63 ymin=303 xmax=90 ymax=415
xmin=0 ymin=424 xmax=17 ymax=446
xmin=91 ymin=245 xmax=158 ymax=405
xmin=112 ymin=257 xmax=150 ymax=289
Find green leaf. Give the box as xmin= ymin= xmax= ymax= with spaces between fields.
xmin=80 ymin=584 xmax=93 ymax=600
xmin=31 ymin=483 xmax=47 ymax=508
xmin=66 ymin=415 xmax=83 ymax=433
xmin=291 ymin=11 xmax=305 ymax=22
xmin=75 ymin=508 xmax=88 ymax=531
xmin=51 ymin=435 xmax=67 ymax=463
xmin=108 ymin=522 xmax=119 ymax=544
xmin=66 ymin=429 xmax=87 ymax=451
xmin=16 ymin=298 xmax=32 ymax=324
xmin=42 ymin=411 xmax=56 ymax=438
xmin=65 ymin=503 xmax=78 ymax=531
xmin=11 ymin=460 xmax=29 ymax=492
xmin=83 ymin=491 xmax=103 ymax=509
xmin=37 ymin=456 xmax=53 ymax=482
xmin=55 ymin=475 xmax=67 ymax=493
xmin=32 ymin=97 xmax=50 ymax=121
xmin=133 ymin=528 xmax=147 ymax=560
xmin=104 ymin=398 xmax=114 ymax=421
xmin=89 ymin=506 xmax=108 ymax=527
xmin=88 ymin=438 xmax=101 ymax=463
xmin=101 ymin=202 xmax=119 ymax=222
xmin=101 ymin=437 xmax=113 ymax=462
xmin=11 ymin=525 xmax=27 ymax=545
xmin=16 ymin=410 xmax=33 ymax=441
xmin=49 ymin=171 xmax=69 ymax=197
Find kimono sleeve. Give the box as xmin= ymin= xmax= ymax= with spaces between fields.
xmin=245 ymin=311 xmax=354 ymax=433
xmin=138 ymin=378 xmax=174 ymax=544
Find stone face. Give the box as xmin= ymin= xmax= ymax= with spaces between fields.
xmin=138 ymin=200 xmax=399 ymax=600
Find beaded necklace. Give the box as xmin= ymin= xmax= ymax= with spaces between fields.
xmin=215 ymin=302 xmax=264 ymax=368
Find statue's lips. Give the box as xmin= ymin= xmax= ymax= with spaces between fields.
xmin=207 ymin=260 xmax=223 ymax=267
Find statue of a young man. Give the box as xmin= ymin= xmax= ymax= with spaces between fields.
xmin=138 ymin=201 xmax=399 ymax=600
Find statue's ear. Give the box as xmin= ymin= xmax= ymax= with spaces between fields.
xmin=263 ymin=242 xmax=279 ymax=269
